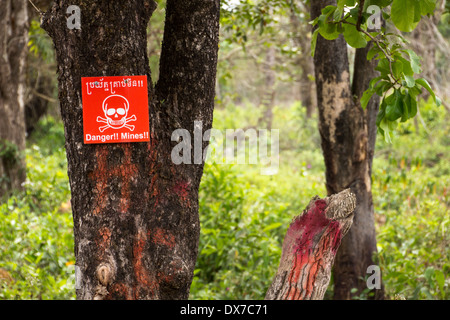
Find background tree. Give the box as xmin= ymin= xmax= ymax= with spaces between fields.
xmin=42 ymin=0 xmax=220 ymax=299
xmin=310 ymin=0 xmax=442 ymax=299
xmin=26 ymin=0 xmax=57 ymax=135
xmin=311 ymin=0 xmax=381 ymax=299
xmin=0 ymin=0 xmax=29 ymax=199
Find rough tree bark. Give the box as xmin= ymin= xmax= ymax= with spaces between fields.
xmin=0 ymin=0 xmax=29 ymax=199
xmin=310 ymin=0 xmax=384 ymax=299
xmin=42 ymin=0 xmax=220 ymax=299
xmin=266 ymin=189 xmax=355 ymax=300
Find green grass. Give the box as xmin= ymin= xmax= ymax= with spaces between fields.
xmin=0 ymin=117 xmax=75 ymax=299
xmin=0 ymin=99 xmax=448 ymax=300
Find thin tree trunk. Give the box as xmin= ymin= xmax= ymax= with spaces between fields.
xmin=310 ymin=0 xmax=383 ymax=300
xmin=42 ymin=0 xmax=220 ymax=300
xmin=289 ymin=4 xmax=316 ymax=118
xmin=25 ymin=0 xmax=55 ymax=135
xmin=258 ymin=46 xmax=276 ymax=130
xmin=0 ymin=0 xmax=29 ymax=199
xmin=332 ymin=44 xmax=384 ymax=300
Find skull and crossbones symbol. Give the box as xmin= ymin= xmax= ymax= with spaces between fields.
xmin=97 ymin=95 xmax=136 ymax=132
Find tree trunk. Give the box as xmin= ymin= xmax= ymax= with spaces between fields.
xmin=310 ymin=0 xmax=383 ymax=300
xmin=0 ymin=0 xmax=29 ymax=199
xmin=25 ymin=0 xmax=56 ymax=135
xmin=266 ymin=189 xmax=355 ymax=300
xmin=289 ymin=4 xmax=316 ymax=118
xmin=42 ymin=0 xmax=220 ymax=300
xmin=258 ymin=46 xmax=276 ymax=130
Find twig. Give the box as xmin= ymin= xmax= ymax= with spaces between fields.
xmin=28 ymin=0 xmax=43 ymax=16
xmin=31 ymin=89 xmax=57 ymax=103
xmin=356 ymin=0 xmax=365 ymax=31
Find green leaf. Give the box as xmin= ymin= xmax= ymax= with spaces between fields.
xmin=391 ymin=0 xmax=419 ymax=32
xmin=402 ymin=91 xmax=417 ymax=120
xmin=376 ymin=100 xmax=386 ymax=127
xmin=317 ymin=6 xmax=341 ymax=41
xmin=385 ymin=90 xmax=403 ymax=121
xmin=262 ymin=223 xmax=282 ymax=233
xmin=375 ymin=58 xmax=391 ymax=77
xmin=374 ymin=80 xmax=391 ymax=96
xmin=424 ymin=267 xmax=435 ymax=287
xmin=343 ymin=23 xmax=367 ymax=48
xmin=319 ymin=23 xmax=340 ymax=40
xmin=338 ymin=0 xmax=356 ymax=11
xmin=369 ymin=76 xmax=383 ymax=89
xmin=416 ymin=78 xmax=441 ymax=106
xmin=392 ymin=59 xmax=403 ymax=79
xmin=435 ymin=270 xmax=445 ymax=299
xmin=379 ymin=118 xmax=393 ymax=143
xmin=396 ymin=56 xmax=414 ymax=76
xmin=361 ymin=89 xmax=376 ymax=109
xmin=311 ymin=28 xmax=319 ymax=57
xmin=419 ymin=0 xmax=436 ymax=16
xmin=367 ymin=45 xmax=382 ymax=60
xmin=403 ymin=49 xmax=422 ymax=73
xmin=364 ymin=0 xmax=393 ymax=10
xmin=403 ymin=75 xmax=415 ymax=88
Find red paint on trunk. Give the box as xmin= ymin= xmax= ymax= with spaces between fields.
xmin=97 ymin=227 xmax=112 ymax=260
xmin=283 ymin=199 xmax=344 ymax=299
xmin=150 ymin=228 xmax=176 ymax=249
xmin=89 ymin=145 xmax=138 ymax=215
xmin=132 ymin=231 xmax=158 ymax=299
xmin=107 ymin=282 xmax=133 ymax=300
xmin=91 ymin=147 xmax=109 ymax=215
xmin=173 ymin=180 xmax=191 ymax=205
xmin=119 ymin=146 xmax=138 ymax=214
xmin=290 ymin=199 xmax=341 ymax=255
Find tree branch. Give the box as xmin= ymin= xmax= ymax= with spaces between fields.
xmin=155 ymin=0 xmax=220 ymax=130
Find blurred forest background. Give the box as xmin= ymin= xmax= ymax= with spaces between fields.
xmin=0 ymin=0 xmax=449 ymax=299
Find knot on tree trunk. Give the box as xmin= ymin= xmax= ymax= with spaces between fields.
xmin=265 ymin=189 xmax=355 ymax=300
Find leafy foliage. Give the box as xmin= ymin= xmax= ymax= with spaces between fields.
xmin=189 ymin=99 xmax=449 ymax=300
xmin=0 ymin=117 xmax=74 ymax=299
xmin=28 ymin=20 xmax=54 ymax=63
xmin=311 ymin=0 xmax=442 ymax=142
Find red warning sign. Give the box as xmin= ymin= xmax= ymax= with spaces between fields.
xmin=81 ymin=75 xmax=150 ymax=144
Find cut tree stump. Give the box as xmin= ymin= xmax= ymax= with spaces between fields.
xmin=266 ymin=189 xmax=356 ymax=300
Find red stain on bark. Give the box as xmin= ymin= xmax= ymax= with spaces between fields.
xmin=132 ymin=231 xmax=158 ymax=299
xmin=151 ymin=228 xmax=176 ymax=249
xmin=107 ymin=282 xmax=133 ymax=300
xmin=96 ymin=227 xmax=112 ymax=260
xmin=290 ymin=199 xmax=341 ymax=255
xmin=119 ymin=146 xmax=137 ymax=214
xmin=283 ymin=199 xmax=343 ymax=300
xmin=89 ymin=145 xmax=138 ymax=215
xmin=173 ymin=180 xmax=190 ymax=201
xmin=91 ymin=146 xmax=109 ymax=215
